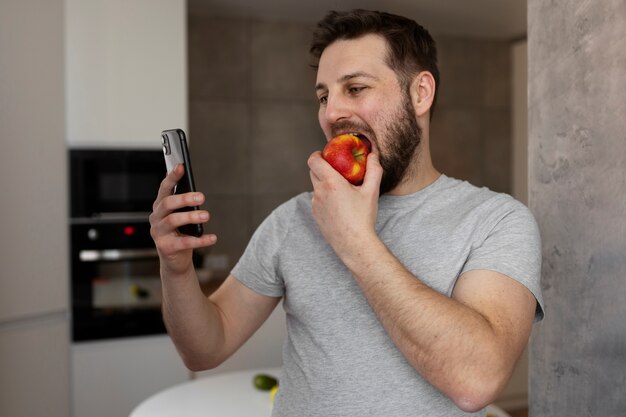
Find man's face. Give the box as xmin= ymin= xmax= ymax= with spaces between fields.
xmin=315 ymin=34 xmax=422 ymax=194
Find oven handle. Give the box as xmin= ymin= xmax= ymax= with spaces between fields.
xmin=79 ymin=248 xmax=159 ymax=262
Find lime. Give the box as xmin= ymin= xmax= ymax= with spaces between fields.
xmin=253 ymin=373 xmax=278 ymax=391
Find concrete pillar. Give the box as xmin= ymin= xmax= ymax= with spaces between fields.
xmin=528 ymin=0 xmax=626 ymax=415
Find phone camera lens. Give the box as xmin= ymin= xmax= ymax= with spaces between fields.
xmin=161 ymin=135 xmax=171 ymax=155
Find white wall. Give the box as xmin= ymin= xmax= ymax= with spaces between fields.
xmin=0 ymin=0 xmax=70 ymax=415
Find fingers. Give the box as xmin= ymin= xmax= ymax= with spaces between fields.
xmin=150 ymin=164 xmax=216 ymax=250
xmin=154 ymin=164 xmax=185 ymax=208
xmin=361 ymin=153 xmax=383 ymax=194
xmin=308 ymin=150 xmax=382 ymax=194
xmin=149 ymin=206 xmax=217 ymax=256
xmin=308 ymin=151 xmax=349 ymax=191
xmin=161 ymin=208 xmax=209 ymax=234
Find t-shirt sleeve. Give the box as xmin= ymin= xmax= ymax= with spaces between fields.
xmin=462 ymin=197 xmax=545 ymax=321
xmin=230 ymin=202 xmax=290 ymax=298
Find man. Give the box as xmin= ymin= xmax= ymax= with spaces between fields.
xmin=150 ymin=9 xmax=544 ymax=416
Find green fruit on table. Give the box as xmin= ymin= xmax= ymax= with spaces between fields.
xmin=270 ymin=385 xmax=278 ymax=401
xmin=253 ymin=374 xmax=278 ymax=391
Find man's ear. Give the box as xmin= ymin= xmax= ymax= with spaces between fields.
xmin=409 ymin=71 xmax=436 ymax=118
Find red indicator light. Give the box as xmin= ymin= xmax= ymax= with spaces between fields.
xmin=123 ymin=226 xmax=136 ymax=236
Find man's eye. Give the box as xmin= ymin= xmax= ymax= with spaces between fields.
xmin=318 ymin=95 xmax=328 ymax=105
xmin=348 ymin=86 xmax=365 ymax=94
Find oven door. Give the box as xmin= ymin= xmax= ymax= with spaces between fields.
xmin=71 ymin=222 xmax=166 ymax=341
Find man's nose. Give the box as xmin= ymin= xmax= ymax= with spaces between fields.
xmin=323 ymin=95 xmax=352 ymax=124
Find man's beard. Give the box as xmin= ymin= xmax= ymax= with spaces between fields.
xmin=377 ymin=93 xmax=422 ymax=194
xmin=330 ymin=92 xmax=422 ymax=195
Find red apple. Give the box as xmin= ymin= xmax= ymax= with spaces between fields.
xmin=322 ymin=134 xmax=370 ymax=185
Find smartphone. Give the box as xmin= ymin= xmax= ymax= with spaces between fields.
xmin=161 ymin=129 xmax=204 ymax=237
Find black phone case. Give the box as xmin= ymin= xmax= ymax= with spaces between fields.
xmin=162 ymin=129 xmax=204 ymax=237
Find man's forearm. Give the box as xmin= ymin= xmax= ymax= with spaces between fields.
xmin=161 ymin=269 xmax=226 ymax=371
xmin=339 ymin=237 xmax=523 ymax=411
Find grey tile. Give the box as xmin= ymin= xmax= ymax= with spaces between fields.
xmin=481 ymin=108 xmax=511 ymax=193
xmin=250 ymin=101 xmax=324 ymax=194
xmin=250 ymin=20 xmax=318 ymax=102
xmin=201 ymin=196 xmax=251 ymax=272
xmin=482 ymin=42 xmax=511 ymax=108
xmin=189 ymin=100 xmax=249 ymax=196
xmin=436 ymin=38 xmax=484 ymax=107
xmin=188 ymin=17 xmax=249 ymax=99
xmin=430 ymin=107 xmax=483 ymax=186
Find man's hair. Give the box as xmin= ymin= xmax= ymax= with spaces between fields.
xmin=310 ymin=9 xmax=440 ymax=116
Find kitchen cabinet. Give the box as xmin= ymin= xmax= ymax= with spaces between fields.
xmin=0 ymin=315 xmax=70 ymax=417
xmin=72 ymin=335 xmax=189 ymax=417
xmin=65 ymin=0 xmax=187 ymax=148
xmin=1 ymin=0 xmax=70 ymax=416
xmin=0 ymin=0 xmax=68 ymax=324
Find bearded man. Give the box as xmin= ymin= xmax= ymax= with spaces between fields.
xmin=150 ymin=9 xmax=544 ymax=417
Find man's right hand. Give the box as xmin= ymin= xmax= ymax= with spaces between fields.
xmin=149 ymin=164 xmax=217 ymax=276
xmin=149 ymin=166 xmax=279 ymax=373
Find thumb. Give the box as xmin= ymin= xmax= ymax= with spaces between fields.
xmin=362 ymin=153 xmax=383 ymax=193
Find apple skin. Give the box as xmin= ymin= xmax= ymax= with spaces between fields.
xmin=322 ymin=134 xmax=370 ymax=185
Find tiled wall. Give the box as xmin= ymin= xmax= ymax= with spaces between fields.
xmin=188 ymin=16 xmax=513 ymax=273
xmin=433 ymin=37 xmax=512 ymax=192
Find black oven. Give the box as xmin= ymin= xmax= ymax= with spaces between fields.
xmin=70 ymin=149 xmax=167 ymax=342
xmin=70 ymin=149 xmax=165 ymax=219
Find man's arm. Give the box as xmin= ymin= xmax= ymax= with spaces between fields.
xmin=161 ymin=272 xmax=280 ymax=371
xmin=150 ymin=165 xmax=280 ymax=371
xmin=308 ymin=152 xmax=537 ymax=412
xmin=343 ymin=240 xmax=535 ymax=412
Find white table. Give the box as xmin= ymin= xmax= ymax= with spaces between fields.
xmin=130 ymin=367 xmax=511 ymax=417
xmin=130 ymin=368 xmax=281 ymax=417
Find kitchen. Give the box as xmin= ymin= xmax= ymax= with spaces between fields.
xmin=2 ymin=0 xmax=625 ymax=417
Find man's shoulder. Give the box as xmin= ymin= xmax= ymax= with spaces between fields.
xmin=270 ymin=191 xmax=312 ymax=218
xmin=255 ymin=191 xmax=313 ymax=234
xmin=435 ymin=175 xmax=536 ymax=226
xmin=435 ymin=175 xmax=515 ymax=207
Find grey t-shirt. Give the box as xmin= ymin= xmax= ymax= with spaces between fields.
xmin=232 ymin=175 xmax=543 ymax=417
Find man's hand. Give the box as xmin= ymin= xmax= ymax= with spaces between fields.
xmin=307 ymin=151 xmax=383 ymax=261
xmin=149 ymin=164 xmax=217 ymax=276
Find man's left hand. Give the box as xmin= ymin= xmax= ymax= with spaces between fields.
xmin=307 ymin=151 xmax=383 ymax=261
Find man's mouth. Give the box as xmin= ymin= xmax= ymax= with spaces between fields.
xmin=345 ymin=132 xmax=372 ymax=152
xmin=330 ymin=121 xmax=375 ymax=152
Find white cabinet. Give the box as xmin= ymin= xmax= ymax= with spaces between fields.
xmin=0 ymin=0 xmax=68 ymax=323
xmin=65 ymin=0 xmax=187 ymax=148
xmin=72 ymin=335 xmax=190 ymax=417
xmin=0 ymin=315 xmax=71 ymax=417
xmin=0 ymin=0 xmax=70 ymax=416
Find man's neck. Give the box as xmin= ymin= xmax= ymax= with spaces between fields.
xmin=386 ymin=134 xmax=440 ymax=196
xmin=386 ymin=162 xmax=440 ymax=196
